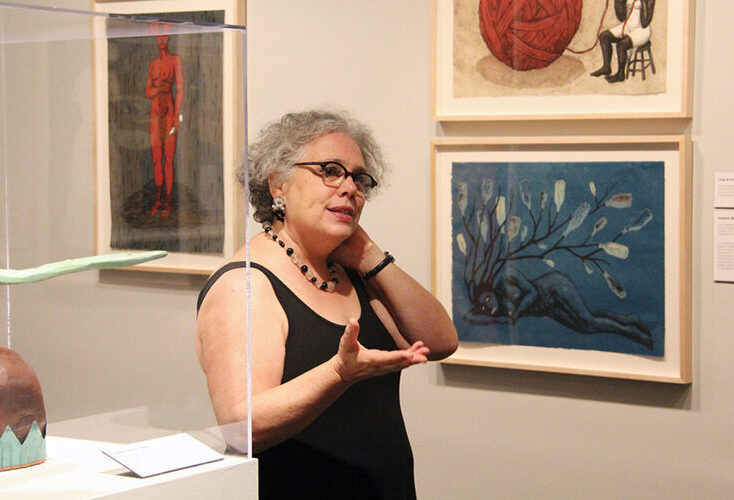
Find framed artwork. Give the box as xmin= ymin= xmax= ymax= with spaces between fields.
xmin=433 ymin=0 xmax=695 ymax=120
xmin=92 ymin=0 xmax=246 ymax=273
xmin=432 ymin=136 xmax=692 ymax=382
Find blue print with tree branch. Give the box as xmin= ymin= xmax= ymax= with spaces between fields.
xmin=451 ymin=161 xmax=665 ymax=356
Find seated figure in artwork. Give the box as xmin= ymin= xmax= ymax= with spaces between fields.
xmin=590 ymin=0 xmax=655 ymax=83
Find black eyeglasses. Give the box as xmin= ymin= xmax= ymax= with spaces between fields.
xmin=294 ymin=161 xmax=378 ymax=195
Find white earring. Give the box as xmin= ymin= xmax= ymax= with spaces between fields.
xmin=272 ymin=196 xmax=285 ymax=221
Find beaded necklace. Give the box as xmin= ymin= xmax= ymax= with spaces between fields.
xmin=262 ymin=222 xmax=339 ymax=292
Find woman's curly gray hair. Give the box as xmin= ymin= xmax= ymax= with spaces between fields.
xmin=237 ymin=109 xmax=387 ymax=223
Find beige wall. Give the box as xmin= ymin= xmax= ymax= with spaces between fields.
xmin=248 ymin=3 xmax=730 ymax=498
xmin=6 ymin=0 xmax=734 ymax=498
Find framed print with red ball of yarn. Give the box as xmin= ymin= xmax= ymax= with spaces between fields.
xmin=432 ymin=0 xmax=695 ymax=120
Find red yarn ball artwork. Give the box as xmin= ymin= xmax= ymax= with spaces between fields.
xmin=478 ymin=0 xmax=583 ymax=71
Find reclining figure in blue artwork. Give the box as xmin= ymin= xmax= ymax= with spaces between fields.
xmin=468 ymin=267 xmax=653 ymax=350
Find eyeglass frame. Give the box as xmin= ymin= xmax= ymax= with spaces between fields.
xmin=293 ymin=161 xmax=378 ymax=194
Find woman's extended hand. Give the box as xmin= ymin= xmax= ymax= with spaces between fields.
xmin=331 ymin=319 xmax=429 ymax=384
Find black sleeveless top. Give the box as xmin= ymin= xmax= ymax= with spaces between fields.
xmin=197 ymin=262 xmax=416 ymax=500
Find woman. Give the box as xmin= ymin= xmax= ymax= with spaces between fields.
xmin=195 ymin=110 xmax=458 ymax=499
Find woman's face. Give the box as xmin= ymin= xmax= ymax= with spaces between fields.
xmin=273 ymin=132 xmax=367 ymax=243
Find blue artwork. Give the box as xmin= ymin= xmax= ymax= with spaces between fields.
xmin=451 ymin=161 xmax=665 ymax=357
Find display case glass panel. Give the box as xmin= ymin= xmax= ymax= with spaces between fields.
xmin=0 ymin=2 xmax=252 ymax=492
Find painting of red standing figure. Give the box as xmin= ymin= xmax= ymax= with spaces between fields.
xmin=146 ymin=34 xmax=184 ymax=218
xmin=106 ymin=10 xmax=226 ymax=254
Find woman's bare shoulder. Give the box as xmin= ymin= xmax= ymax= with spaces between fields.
xmin=199 ymin=237 xmax=276 ymax=312
xmin=198 ymin=262 xmax=282 ymax=322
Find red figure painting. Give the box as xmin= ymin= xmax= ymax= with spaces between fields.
xmin=146 ymin=35 xmax=184 ymax=218
xmin=107 ymin=10 xmax=225 ymax=254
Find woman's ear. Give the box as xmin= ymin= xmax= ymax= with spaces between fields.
xmin=268 ymin=172 xmax=285 ymax=199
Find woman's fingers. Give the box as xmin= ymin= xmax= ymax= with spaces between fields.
xmin=407 ymin=341 xmax=430 ymax=360
xmin=338 ymin=319 xmax=360 ymax=352
xmin=343 ymin=319 xmax=359 ymax=342
xmin=367 ymin=346 xmax=428 ymax=369
xmin=335 ymin=320 xmax=430 ymax=383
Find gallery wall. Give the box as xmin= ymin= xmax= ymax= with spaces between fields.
xmin=6 ymin=0 xmax=733 ymax=498
xmin=248 ymin=3 xmax=731 ymax=497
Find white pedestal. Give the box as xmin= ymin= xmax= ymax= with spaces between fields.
xmin=0 ymin=409 xmax=258 ymax=499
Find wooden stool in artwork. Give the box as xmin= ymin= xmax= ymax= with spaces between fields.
xmin=626 ymin=41 xmax=656 ymax=81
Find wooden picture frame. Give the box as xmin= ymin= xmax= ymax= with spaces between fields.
xmin=432 ymin=136 xmax=692 ymax=382
xmin=432 ymin=0 xmax=695 ymax=121
xmin=92 ymin=0 xmax=245 ymax=274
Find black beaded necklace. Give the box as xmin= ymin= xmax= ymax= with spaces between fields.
xmin=262 ymin=222 xmax=339 ymax=292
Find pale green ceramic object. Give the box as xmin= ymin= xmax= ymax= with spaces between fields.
xmin=0 ymin=251 xmax=167 ymax=284
xmin=0 ymin=422 xmax=45 ymax=471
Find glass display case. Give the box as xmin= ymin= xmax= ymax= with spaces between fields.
xmin=0 ymin=3 xmax=253 ymax=496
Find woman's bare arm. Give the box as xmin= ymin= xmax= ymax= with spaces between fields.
xmin=331 ymin=226 xmax=459 ymax=360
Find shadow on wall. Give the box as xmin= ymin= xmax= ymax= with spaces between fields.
xmin=438 ymin=364 xmax=691 ymax=409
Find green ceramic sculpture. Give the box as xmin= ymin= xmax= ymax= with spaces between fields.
xmin=0 ymin=251 xmax=168 ymax=284
xmin=0 ymin=422 xmax=45 ymax=471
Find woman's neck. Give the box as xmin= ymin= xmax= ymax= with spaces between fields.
xmin=267 ymin=221 xmax=336 ymax=277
